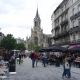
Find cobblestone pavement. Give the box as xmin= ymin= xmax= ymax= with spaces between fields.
xmin=4 ymin=57 xmax=80 ymax=80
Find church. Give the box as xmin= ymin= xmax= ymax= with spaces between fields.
xmin=26 ymin=7 xmax=52 ymax=49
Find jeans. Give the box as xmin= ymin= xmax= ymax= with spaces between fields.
xmin=32 ymin=59 xmax=35 ymax=67
xmin=69 ymin=63 xmax=71 ymax=77
xmin=65 ymin=69 xmax=70 ymax=78
xmin=43 ymin=58 xmax=46 ymax=66
xmin=19 ymin=58 xmax=21 ymax=64
xmin=62 ymin=65 xmax=66 ymax=76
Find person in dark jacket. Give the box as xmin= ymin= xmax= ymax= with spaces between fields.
xmin=31 ymin=51 xmax=36 ymax=68
xmin=19 ymin=52 xmax=22 ymax=65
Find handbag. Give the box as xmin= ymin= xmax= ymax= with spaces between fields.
xmin=21 ymin=60 xmax=23 ymax=64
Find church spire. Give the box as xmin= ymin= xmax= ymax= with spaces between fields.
xmin=36 ymin=5 xmax=40 ymax=18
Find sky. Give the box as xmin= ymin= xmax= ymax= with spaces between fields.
xmin=0 ymin=0 xmax=63 ymax=40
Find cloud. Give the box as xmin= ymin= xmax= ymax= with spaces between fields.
xmin=0 ymin=0 xmax=63 ymax=40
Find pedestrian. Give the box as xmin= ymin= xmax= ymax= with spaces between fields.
xmin=21 ymin=51 xmax=23 ymax=59
xmin=43 ymin=52 xmax=47 ymax=67
xmin=30 ymin=51 xmax=36 ymax=68
xmin=35 ymin=52 xmax=39 ymax=67
xmin=19 ymin=52 xmax=22 ymax=65
xmin=62 ymin=55 xmax=66 ymax=79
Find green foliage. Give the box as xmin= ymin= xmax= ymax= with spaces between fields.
xmin=35 ymin=45 xmax=41 ymax=51
xmin=15 ymin=43 xmax=26 ymax=50
xmin=28 ymin=41 xmax=35 ymax=51
xmin=0 ymin=34 xmax=16 ymax=50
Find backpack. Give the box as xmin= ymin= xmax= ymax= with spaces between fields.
xmin=29 ymin=53 xmax=33 ymax=59
xmin=65 ymin=62 xmax=70 ymax=69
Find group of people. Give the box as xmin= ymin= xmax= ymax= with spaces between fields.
xmin=30 ymin=51 xmax=62 ymax=67
xmin=17 ymin=51 xmax=26 ymax=65
xmin=29 ymin=51 xmax=80 ymax=79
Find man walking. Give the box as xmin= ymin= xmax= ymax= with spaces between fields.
xmin=31 ymin=51 xmax=36 ymax=68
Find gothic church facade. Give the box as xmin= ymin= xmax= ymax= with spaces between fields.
xmin=26 ymin=8 xmax=52 ymax=49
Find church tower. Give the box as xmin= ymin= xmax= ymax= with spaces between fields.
xmin=31 ymin=6 xmax=43 ymax=46
xmin=33 ymin=7 xmax=41 ymax=29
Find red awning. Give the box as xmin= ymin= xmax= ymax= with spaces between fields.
xmin=68 ymin=45 xmax=80 ymax=49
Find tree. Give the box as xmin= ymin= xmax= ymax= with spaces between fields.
xmin=35 ymin=45 xmax=41 ymax=51
xmin=0 ymin=34 xmax=16 ymax=50
xmin=15 ymin=43 xmax=26 ymax=50
xmin=28 ymin=41 xmax=35 ymax=51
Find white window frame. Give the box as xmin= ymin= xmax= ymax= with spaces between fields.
xmin=65 ymin=3 xmax=67 ymax=10
xmin=65 ymin=13 xmax=68 ymax=19
xmin=73 ymin=8 xmax=75 ymax=15
xmin=73 ymin=21 xmax=75 ymax=27
xmin=62 ymin=16 xmax=64 ymax=21
xmin=79 ymin=5 xmax=80 ymax=11
xmin=79 ymin=18 xmax=80 ymax=26
xmin=62 ymin=7 xmax=64 ymax=13
xmin=72 ymin=0 xmax=75 ymax=4
xmin=66 ymin=25 xmax=68 ymax=30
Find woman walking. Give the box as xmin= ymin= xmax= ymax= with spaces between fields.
xmin=19 ymin=52 xmax=21 ymax=65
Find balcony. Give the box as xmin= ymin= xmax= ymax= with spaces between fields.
xmin=77 ymin=39 xmax=80 ymax=43
xmin=52 ymin=41 xmax=70 ymax=46
xmin=69 ymin=26 xmax=80 ymax=34
xmin=70 ymin=40 xmax=76 ymax=44
xmin=60 ymin=19 xmax=68 ymax=26
xmin=55 ymin=25 xmax=60 ymax=30
xmin=51 ymin=28 xmax=54 ymax=32
xmin=53 ymin=31 xmax=69 ymax=40
xmin=70 ymin=11 xmax=80 ymax=21
xmin=59 ymin=30 xmax=69 ymax=37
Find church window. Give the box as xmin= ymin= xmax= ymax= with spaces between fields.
xmin=35 ymin=22 xmax=36 ymax=27
xmin=35 ymin=22 xmax=38 ymax=27
xmin=42 ymin=44 xmax=43 ymax=48
xmin=35 ymin=31 xmax=37 ymax=34
xmin=35 ymin=37 xmax=38 ymax=45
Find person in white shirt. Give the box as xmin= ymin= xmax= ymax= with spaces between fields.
xmin=43 ymin=52 xmax=47 ymax=67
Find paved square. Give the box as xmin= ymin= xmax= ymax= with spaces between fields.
xmin=5 ymin=57 xmax=80 ymax=80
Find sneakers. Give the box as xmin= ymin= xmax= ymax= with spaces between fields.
xmin=62 ymin=76 xmax=64 ymax=79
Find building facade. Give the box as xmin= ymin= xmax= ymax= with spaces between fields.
xmin=51 ymin=0 xmax=80 ymax=48
xmin=0 ymin=32 xmax=4 ymax=44
xmin=16 ymin=37 xmax=26 ymax=48
xmin=26 ymin=8 xmax=52 ymax=49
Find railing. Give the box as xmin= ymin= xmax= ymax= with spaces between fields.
xmin=70 ymin=11 xmax=80 ymax=21
xmin=69 ymin=26 xmax=80 ymax=34
xmin=60 ymin=19 xmax=68 ymax=26
xmin=55 ymin=25 xmax=59 ymax=30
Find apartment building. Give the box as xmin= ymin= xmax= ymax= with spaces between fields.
xmin=51 ymin=0 xmax=80 ymax=48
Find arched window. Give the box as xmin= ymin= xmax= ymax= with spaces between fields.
xmin=35 ymin=37 xmax=38 ymax=45
xmin=35 ymin=31 xmax=37 ymax=34
xmin=35 ymin=22 xmax=38 ymax=27
xmin=42 ymin=44 xmax=43 ymax=48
